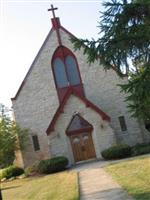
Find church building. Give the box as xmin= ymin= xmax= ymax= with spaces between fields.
xmin=11 ymin=6 xmax=149 ymax=168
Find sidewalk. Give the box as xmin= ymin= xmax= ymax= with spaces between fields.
xmin=72 ymin=155 xmax=149 ymax=200
xmin=79 ymin=167 xmax=134 ymax=200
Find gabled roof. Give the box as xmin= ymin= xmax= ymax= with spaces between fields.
xmin=11 ymin=16 xmax=125 ymax=101
xmin=66 ymin=114 xmax=93 ymax=136
xmin=11 ymin=21 xmax=77 ymax=101
xmin=46 ymin=87 xmax=110 ymax=135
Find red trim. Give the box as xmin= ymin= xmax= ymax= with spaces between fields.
xmin=52 ymin=46 xmax=82 ymax=81
xmin=66 ymin=127 xmax=93 ymax=136
xmin=51 ymin=46 xmax=84 ymax=103
xmin=51 ymin=18 xmax=61 ymax=29
xmin=57 ymin=84 xmax=84 ymax=103
xmin=11 ymin=21 xmax=74 ymax=101
xmin=66 ymin=114 xmax=93 ymax=136
xmin=51 ymin=18 xmax=62 ymax=46
xmin=46 ymin=87 xmax=110 ymax=135
xmin=11 ymin=18 xmax=125 ymax=102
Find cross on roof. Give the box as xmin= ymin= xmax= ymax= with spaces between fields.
xmin=48 ymin=4 xmax=58 ymax=19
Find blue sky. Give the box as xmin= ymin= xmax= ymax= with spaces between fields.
xmin=0 ymin=1 xmax=104 ymax=108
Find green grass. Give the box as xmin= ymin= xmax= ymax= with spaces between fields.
xmin=105 ymin=156 xmax=150 ymax=200
xmin=1 ymin=171 xmax=79 ymax=200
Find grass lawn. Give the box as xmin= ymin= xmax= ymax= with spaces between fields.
xmin=105 ymin=155 xmax=150 ymax=200
xmin=1 ymin=171 xmax=79 ymax=200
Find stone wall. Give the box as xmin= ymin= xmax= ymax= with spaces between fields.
xmin=12 ymin=26 xmax=147 ymax=167
xmin=60 ymin=29 xmax=145 ymax=145
xmin=48 ymin=94 xmax=116 ymax=165
xmin=12 ymin=30 xmax=60 ymax=167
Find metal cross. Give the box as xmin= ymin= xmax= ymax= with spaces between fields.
xmin=48 ymin=4 xmax=58 ymax=19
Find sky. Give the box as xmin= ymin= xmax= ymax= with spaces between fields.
xmin=0 ymin=0 xmax=104 ymax=108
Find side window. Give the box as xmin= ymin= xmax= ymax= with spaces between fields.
xmin=32 ymin=135 xmax=40 ymax=151
xmin=118 ymin=116 xmax=127 ymax=131
xmin=53 ymin=58 xmax=68 ymax=88
xmin=65 ymin=55 xmax=80 ymax=85
xmin=145 ymin=120 xmax=150 ymax=132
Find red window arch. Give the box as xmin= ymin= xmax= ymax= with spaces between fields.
xmin=52 ymin=46 xmax=84 ymax=102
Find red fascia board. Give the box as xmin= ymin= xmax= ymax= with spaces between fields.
xmin=46 ymin=87 xmax=110 ymax=135
xmin=11 ymin=28 xmax=54 ymax=101
xmin=46 ymin=88 xmax=72 ymax=133
xmin=66 ymin=127 xmax=93 ymax=136
xmin=66 ymin=113 xmax=93 ymax=134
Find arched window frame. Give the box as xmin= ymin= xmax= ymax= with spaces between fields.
xmin=52 ymin=46 xmax=82 ymax=89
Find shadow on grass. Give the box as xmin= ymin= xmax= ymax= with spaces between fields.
xmin=23 ymin=174 xmax=46 ymax=182
xmin=2 ymin=185 xmax=21 ymax=191
xmin=133 ymin=192 xmax=150 ymax=200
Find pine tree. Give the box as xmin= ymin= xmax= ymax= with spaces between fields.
xmin=72 ymin=0 xmax=150 ymax=125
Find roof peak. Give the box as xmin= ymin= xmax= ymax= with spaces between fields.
xmin=47 ymin=5 xmax=61 ymax=29
xmin=51 ymin=17 xmax=61 ymax=29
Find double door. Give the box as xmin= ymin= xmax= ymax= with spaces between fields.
xmin=70 ymin=132 xmax=96 ymax=162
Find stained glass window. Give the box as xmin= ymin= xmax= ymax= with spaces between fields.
xmin=53 ymin=58 xmax=68 ymax=88
xmin=65 ymin=55 xmax=80 ymax=85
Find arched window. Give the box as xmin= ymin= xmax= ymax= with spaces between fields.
xmin=52 ymin=46 xmax=84 ymax=102
xmin=65 ymin=55 xmax=80 ymax=85
xmin=53 ymin=58 xmax=68 ymax=88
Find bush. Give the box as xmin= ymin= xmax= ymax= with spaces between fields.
xmin=1 ymin=165 xmax=24 ymax=179
xmin=131 ymin=143 xmax=150 ymax=156
xmin=101 ymin=144 xmax=132 ymax=160
xmin=38 ymin=156 xmax=68 ymax=174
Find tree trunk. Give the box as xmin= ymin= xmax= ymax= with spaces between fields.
xmin=0 ymin=187 xmax=2 ymax=200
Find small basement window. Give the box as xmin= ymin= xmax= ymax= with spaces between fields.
xmin=118 ymin=116 xmax=127 ymax=131
xmin=32 ymin=135 xmax=40 ymax=151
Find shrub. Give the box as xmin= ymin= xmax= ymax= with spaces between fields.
xmin=38 ymin=156 xmax=68 ymax=174
xmin=1 ymin=166 xmax=24 ymax=179
xmin=101 ymin=144 xmax=131 ymax=160
xmin=131 ymin=143 xmax=150 ymax=156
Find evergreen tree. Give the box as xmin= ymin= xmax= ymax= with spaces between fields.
xmin=0 ymin=104 xmax=29 ymax=167
xmin=72 ymin=0 xmax=150 ymax=124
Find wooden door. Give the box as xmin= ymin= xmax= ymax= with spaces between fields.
xmin=70 ymin=132 xmax=96 ymax=162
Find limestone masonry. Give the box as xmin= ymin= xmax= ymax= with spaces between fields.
xmin=12 ymin=17 xmax=149 ymax=167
